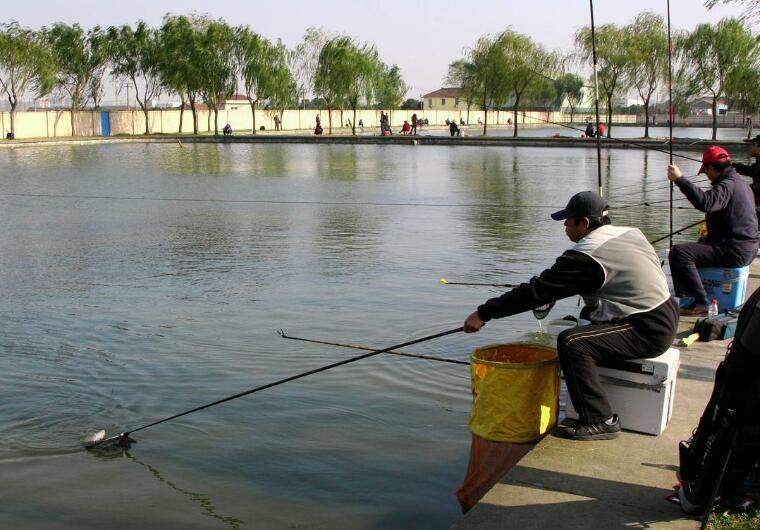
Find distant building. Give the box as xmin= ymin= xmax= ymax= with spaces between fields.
xmin=421 ymin=88 xmax=467 ymax=111
xmin=691 ymin=97 xmax=728 ymax=116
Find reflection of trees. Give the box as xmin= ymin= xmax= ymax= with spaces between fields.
xmin=153 ymin=143 xmax=224 ymax=177
xmin=454 ymin=150 xmax=530 ymax=253
xmin=249 ymin=144 xmax=288 ymax=178
xmin=310 ymin=206 xmax=381 ymax=277
xmin=314 ymin=145 xmax=361 ymax=181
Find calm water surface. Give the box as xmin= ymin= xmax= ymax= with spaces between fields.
xmin=0 ymin=142 xmax=708 ymax=529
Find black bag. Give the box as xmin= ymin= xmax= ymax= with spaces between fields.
xmin=678 ymin=286 xmax=760 ymax=512
xmin=693 ymin=313 xmax=739 ymax=342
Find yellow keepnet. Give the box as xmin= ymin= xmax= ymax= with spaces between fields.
xmin=469 ymin=343 xmax=560 ymax=443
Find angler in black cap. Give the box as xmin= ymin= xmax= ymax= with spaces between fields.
xmin=464 ymin=191 xmax=678 ymax=440
xmin=733 ymin=134 xmax=760 ymax=229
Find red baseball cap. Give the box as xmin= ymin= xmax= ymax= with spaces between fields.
xmin=698 ymin=146 xmax=731 ymax=174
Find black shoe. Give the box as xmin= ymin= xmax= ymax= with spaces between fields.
xmin=559 ymin=414 xmax=621 ymax=440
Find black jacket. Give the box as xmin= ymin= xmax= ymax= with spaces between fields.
xmin=733 ymin=159 xmax=760 ymax=205
xmin=674 ymin=169 xmax=758 ymax=252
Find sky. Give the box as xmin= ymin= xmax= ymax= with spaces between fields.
xmin=2 ymin=1 xmax=751 ymax=102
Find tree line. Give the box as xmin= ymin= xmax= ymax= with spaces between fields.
xmin=448 ymin=12 xmax=758 ymax=140
xmin=0 ymin=16 xmax=405 ymax=136
xmin=0 ymin=12 xmax=757 ymax=139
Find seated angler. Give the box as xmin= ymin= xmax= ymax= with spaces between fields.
xmin=464 ymin=191 xmax=678 ymax=440
xmin=668 ymin=146 xmax=759 ymax=316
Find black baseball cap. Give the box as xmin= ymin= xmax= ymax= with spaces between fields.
xmin=550 ymin=191 xmax=608 ymax=221
xmin=744 ymin=134 xmax=760 ymax=144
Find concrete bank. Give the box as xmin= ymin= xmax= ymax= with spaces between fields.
xmin=0 ymin=132 xmax=751 ymax=153
xmin=452 ymin=260 xmax=760 ymax=529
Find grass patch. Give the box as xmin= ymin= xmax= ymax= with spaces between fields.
xmin=707 ymin=510 xmax=760 ymax=529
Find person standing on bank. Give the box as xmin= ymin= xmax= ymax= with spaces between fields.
xmin=732 ymin=134 xmax=760 ymax=230
xmin=464 ymin=191 xmax=678 ymax=440
xmin=668 ymin=146 xmax=759 ymax=316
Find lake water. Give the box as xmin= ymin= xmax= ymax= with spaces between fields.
xmin=0 ymin=141 xmax=710 ymax=529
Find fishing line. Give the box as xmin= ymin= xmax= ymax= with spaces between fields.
xmin=85 ymin=326 xmax=463 ymax=449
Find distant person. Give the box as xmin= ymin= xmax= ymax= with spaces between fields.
xmin=460 ymin=117 xmax=465 ymax=126
xmin=222 ymin=123 xmax=232 ymax=136
xmin=274 ymin=115 xmax=281 ymax=131
xmin=585 ymin=122 xmax=594 ymax=138
xmin=315 ymin=115 xmax=321 ymax=128
xmin=314 ymin=123 xmax=323 ymax=135
xmin=423 ymin=118 xmax=429 ymax=126
xmin=400 ymin=120 xmax=411 ymax=135
xmin=410 ymin=113 xmax=418 ymax=135
xmin=449 ymin=120 xmax=460 ymax=137
xmin=733 ymin=134 xmax=760 ymax=229
xmin=477 ymin=117 xmax=483 ymax=126
xmin=668 ymin=146 xmax=758 ymax=315
xmin=358 ymin=119 xmax=364 ymax=132
xmin=597 ymin=121 xmax=606 ymax=137
xmin=507 ymin=117 xmax=513 ymax=126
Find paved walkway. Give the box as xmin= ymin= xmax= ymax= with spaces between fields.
xmin=452 ymin=260 xmax=760 ymax=530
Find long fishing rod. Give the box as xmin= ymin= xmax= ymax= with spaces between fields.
xmin=589 ymin=0 xmax=603 ymax=197
xmin=667 ymin=0 xmax=675 ymax=250
xmin=438 ymin=278 xmax=517 ymax=287
xmin=277 ymin=330 xmax=470 ymax=366
xmin=86 ymin=326 xmax=464 ymax=449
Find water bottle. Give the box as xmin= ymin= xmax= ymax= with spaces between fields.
xmin=708 ymin=299 xmax=719 ymax=317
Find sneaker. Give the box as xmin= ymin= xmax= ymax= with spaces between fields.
xmin=679 ymin=305 xmax=708 ymax=317
xmin=559 ymin=414 xmax=621 ymax=440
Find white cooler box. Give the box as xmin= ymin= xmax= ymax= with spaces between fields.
xmin=564 ymin=347 xmax=680 ymax=435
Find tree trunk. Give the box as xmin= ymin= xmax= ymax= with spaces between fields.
xmin=213 ymin=106 xmax=219 ymax=135
xmin=352 ymin=107 xmax=357 ymax=135
xmin=643 ymin=95 xmax=651 ymax=139
xmin=190 ymin=97 xmax=198 ymax=135
xmin=70 ymin=107 xmax=77 ymax=137
xmin=140 ymin=102 xmax=150 ymax=135
xmin=606 ymin=97 xmax=613 ymax=138
xmin=178 ymin=99 xmax=185 ymax=134
xmin=10 ymin=99 xmax=17 ymax=135
xmin=250 ymin=100 xmax=257 ymax=134
xmin=512 ymin=95 xmax=520 ymax=138
xmin=327 ymin=106 xmax=333 ymax=134
xmin=711 ymin=96 xmax=718 ymax=141
xmin=748 ymin=117 xmax=753 ymax=139
xmin=482 ymin=94 xmax=488 ymax=136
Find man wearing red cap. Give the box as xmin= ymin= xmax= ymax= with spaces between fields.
xmin=668 ymin=146 xmax=759 ymax=316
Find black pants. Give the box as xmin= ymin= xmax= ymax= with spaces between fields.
xmin=557 ymin=299 xmax=678 ymax=424
xmin=669 ymin=242 xmax=756 ymax=305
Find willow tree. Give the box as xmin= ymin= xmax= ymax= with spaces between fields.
xmin=290 ymin=27 xmax=330 ymax=109
xmin=45 ymin=23 xmax=108 ymax=135
xmin=374 ymin=63 xmax=407 ymax=130
xmin=197 ymin=20 xmax=236 ymax=135
xmin=0 ymin=22 xmax=55 ymax=136
xmin=496 ymin=30 xmax=557 ymax=137
xmin=676 ymin=18 xmax=758 ymax=140
xmin=235 ymin=28 xmax=292 ymax=134
xmin=446 ymin=35 xmax=510 ymax=136
xmin=625 ymin=12 xmax=668 ymax=138
xmin=158 ymin=15 xmax=204 ymax=134
xmin=553 ymin=72 xmax=585 ymax=122
xmin=576 ymin=23 xmax=630 ymax=137
xmin=107 ymin=21 xmax=163 ymax=134
xmin=726 ymin=64 xmax=760 ymax=138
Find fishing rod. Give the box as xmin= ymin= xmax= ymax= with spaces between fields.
xmin=85 ymin=326 xmax=464 ymax=449
xmin=667 ymin=0 xmax=675 ymax=250
xmin=277 ymin=330 xmax=470 ymax=366
xmin=589 ymin=0 xmax=603 ymax=197
xmin=438 ymin=278 xmax=517 ymax=287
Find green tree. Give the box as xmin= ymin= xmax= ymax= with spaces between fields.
xmin=158 ymin=15 xmax=203 ymax=134
xmin=446 ymin=35 xmax=509 ymax=136
xmin=374 ymin=63 xmax=407 ymax=125
xmin=705 ymin=0 xmax=760 ymax=23
xmin=576 ymin=23 xmax=630 ymax=137
xmin=401 ymin=98 xmax=421 ymax=110
xmin=197 ymin=20 xmax=236 ymax=135
xmin=497 ymin=30 xmax=557 ymax=137
xmin=315 ymin=36 xmax=380 ymax=134
xmin=625 ymin=12 xmax=667 ymax=138
xmin=725 ymin=64 xmax=760 ymax=137
xmin=553 ymin=72 xmax=585 ymax=122
xmin=45 ymin=23 xmax=108 ymax=136
xmin=234 ymin=28 xmax=292 ymax=134
xmin=676 ymin=18 xmax=759 ymax=140
xmin=0 ymin=22 xmax=55 ymax=136
xmin=290 ymin=27 xmax=330 ymax=109
xmin=107 ymin=21 xmax=163 ymax=134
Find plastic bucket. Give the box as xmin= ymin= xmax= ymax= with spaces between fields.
xmin=469 ymin=343 xmax=560 ymax=443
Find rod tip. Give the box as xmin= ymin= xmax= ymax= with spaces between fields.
xmin=438 ymin=278 xmax=448 ymax=284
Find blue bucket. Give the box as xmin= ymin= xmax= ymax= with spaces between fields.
xmin=698 ymin=266 xmax=750 ymax=310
